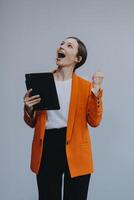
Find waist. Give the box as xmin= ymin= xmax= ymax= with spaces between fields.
xmin=45 ymin=127 xmax=67 ymax=133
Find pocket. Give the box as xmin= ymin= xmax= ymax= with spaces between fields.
xmin=80 ymin=142 xmax=89 ymax=148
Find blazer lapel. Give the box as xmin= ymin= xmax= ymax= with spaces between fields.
xmin=66 ymin=73 xmax=79 ymax=143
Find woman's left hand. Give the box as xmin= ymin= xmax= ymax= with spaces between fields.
xmin=92 ymin=71 xmax=104 ymax=95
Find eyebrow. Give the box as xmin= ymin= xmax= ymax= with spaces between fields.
xmin=61 ymin=41 xmax=74 ymax=46
xmin=67 ymin=42 xmax=73 ymax=45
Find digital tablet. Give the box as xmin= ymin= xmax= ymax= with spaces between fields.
xmin=25 ymin=72 xmax=60 ymax=111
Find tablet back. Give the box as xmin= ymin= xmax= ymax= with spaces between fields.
xmin=25 ymin=72 xmax=60 ymax=110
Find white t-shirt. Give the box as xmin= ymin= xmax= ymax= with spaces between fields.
xmin=45 ymin=78 xmax=72 ymax=129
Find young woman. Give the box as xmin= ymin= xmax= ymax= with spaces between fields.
xmin=23 ymin=36 xmax=104 ymax=200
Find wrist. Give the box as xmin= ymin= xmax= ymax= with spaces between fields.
xmin=25 ymin=105 xmax=34 ymax=117
xmin=91 ymin=86 xmax=102 ymax=97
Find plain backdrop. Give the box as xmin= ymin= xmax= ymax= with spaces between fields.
xmin=1 ymin=0 xmax=134 ymax=199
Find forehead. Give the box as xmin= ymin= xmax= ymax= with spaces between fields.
xmin=63 ymin=38 xmax=78 ymax=47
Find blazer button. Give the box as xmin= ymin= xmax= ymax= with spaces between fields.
xmin=66 ymin=141 xmax=69 ymax=145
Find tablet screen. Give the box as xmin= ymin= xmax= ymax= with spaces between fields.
xmin=25 ymin=72 xmax=60 ymax=110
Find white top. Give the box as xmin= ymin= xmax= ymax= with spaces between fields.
xmin=45 ymin=78 xmax=72 ymax=129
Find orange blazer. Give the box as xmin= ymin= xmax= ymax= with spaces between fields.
xmin=24 ymin=72 xmax=103 ymax=178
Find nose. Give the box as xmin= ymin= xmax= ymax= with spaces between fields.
xmin=59 ymin=43 xmax=65 ymax=49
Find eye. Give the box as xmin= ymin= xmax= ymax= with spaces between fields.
xmin=68 ymin=44 xmax=73 ymax=48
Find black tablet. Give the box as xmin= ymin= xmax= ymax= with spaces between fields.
xmin=25 ymin=72 xmax=60 ymax=111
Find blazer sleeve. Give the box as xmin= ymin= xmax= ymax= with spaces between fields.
xmin=23 ymin=106 xmax=37 ymax=128
xmin=86 ymin=84 xmax=103 ymax=127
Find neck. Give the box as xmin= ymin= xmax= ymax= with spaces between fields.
xmin=54 ymin=66 xmax=75 ymax=81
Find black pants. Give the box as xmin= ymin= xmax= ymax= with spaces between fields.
xmin=36 ymin=127 xmax=91 ymax=200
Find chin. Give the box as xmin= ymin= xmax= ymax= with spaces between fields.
xmin=56 ymin=60 xmax=73 ymax=69
xmin=56 ymin=61 xmax=64 ymax=68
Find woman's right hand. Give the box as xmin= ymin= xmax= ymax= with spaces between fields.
xmin=23 ymin=88 xmax=41 ymax=115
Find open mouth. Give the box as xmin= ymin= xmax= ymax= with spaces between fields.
xmin=57 ymin=52 xmax=66 ymax=59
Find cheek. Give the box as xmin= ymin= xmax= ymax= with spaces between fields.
xmin=68 ymin=53 xmax=77 ymax=62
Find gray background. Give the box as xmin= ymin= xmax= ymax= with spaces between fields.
xmin=1 ymin=0 xmax=134 ymax=199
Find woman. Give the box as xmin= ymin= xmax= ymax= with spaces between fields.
xmin=23 ymin=36 xmax=104 ymax=200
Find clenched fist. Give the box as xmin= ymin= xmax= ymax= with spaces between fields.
xmin=92 ymin=71 xmax=104 ymax=96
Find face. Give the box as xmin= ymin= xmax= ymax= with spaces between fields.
xmin=56 ymin=38 xmax=80 ymax=68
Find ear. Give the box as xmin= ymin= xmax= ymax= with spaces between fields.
xmin=75 ymin=56 xmax=82 ymax=64
xmin=78 ymin=56 xmax=82 ymax=63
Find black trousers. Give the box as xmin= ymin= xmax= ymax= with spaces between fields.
xmin=36 ymin=127 xmax=91 ymax=200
